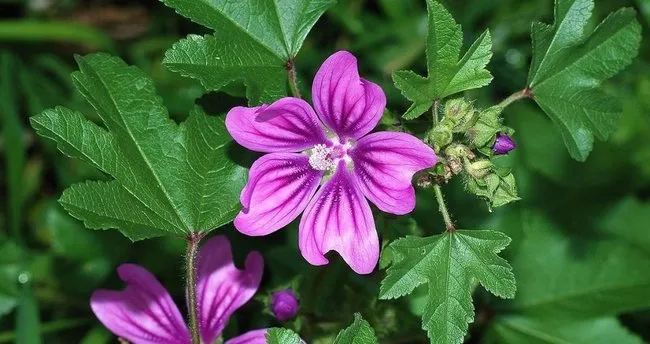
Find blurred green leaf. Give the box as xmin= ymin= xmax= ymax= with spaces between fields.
xmin=162 ymin=0 xmax=335 ymax=104
xmin=487 ymin=316 xmax=643 ymax=344
xmin=380 ymin=230 xmax=515 ymax=344
xmin=599 ymin=197 xmax=650 ymax=254
xmin=506 ymin=211 xmax=650 ymax=317
xmin=0 ymin=21 xmax=114 ymax=51
xmin=528 ymin=0 xmax=641 ymax=161
xmin=30 ymin=53 xmax=247 ymax=241
xmin=333 ymin=313 xmax=378 ymax=344
xmin=393 ymin=0 xmax=493 ymax=119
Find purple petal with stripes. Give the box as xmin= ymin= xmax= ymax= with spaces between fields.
xmin=90 ymin=264 xmax=190 ymax=344
xmin=299 ymin=161 xmax=379 ymax=274
xmin=197 ymin=235 xmax=264 ymax=344
xmin=350 ymin=132 xmax=437 ymax=215
xmin=225 ymin=97 xmax=328 ymax=153
xmin=225 ymin=329 xmax=269 ymax=344
xmin=235 ymin=153 xmax=323 ymax=236
xmin=312 ymin=51 xmax=386 ymax=141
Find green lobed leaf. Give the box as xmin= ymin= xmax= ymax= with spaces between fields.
xmin=380 ymin=230 xmax=515 ymax=344
xmin=162 ymin=0 xmax=335 ymax=104
xmin=528 ymin=0 xmax=641 ymax=161
xmin=30 ymin=53 xmax=247 ymax=241
xmin=507 ymin=211 xmax=650 ymax=317
xmin=487 ymin=316 xmax=644 ymax=344
xmin=333 ymin=313 xmax=378 ymax=344
xmin=266 ymin=328 xmax=302 ymax=344
xmin=393 ymin=0 xmax=493 ymax=119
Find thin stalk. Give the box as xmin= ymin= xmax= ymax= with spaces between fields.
xmin=497 ymin=87 xmax=532 ymax=109
xmin=286 ymin=58 xmax=301 ymax=99
xmin=186 ymin=232 xmax=204 ymax=344
xmin=432 ymin=100 xmax=440 ymax=127
xmin=433 ymin=185 xmax=455 ymax=231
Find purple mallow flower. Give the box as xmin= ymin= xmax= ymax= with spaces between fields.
xmin=493 ymin=133 xmax=516 ymax=155
xmin=90 ymin=236 xmax=266 ymax=344
xmin=226 ymin=51 xmax=437 ymax=274
xmin=271 ymin=289 xmax=299 ymax=321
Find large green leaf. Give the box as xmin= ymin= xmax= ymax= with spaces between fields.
xmin=599 ymin=197 xmax=650 ymax=254
xmin=162 ymin=0 xmax=335 ymax=104
xmin=392 ymin=0 xmax=493 ymax=119
xmin=506 ymin=211 xmax=650 ymax=317
xmin=487 ymin=316 xmax=643 ymax=344
xmin=30 ymin=53 xmax=247 ymax=241
xmin=380 ymin=230 xmax=515 ymax=344
xmin=333 ymin=313 xmax=378 ymax=344
xmin=528 ymin=0 xmax=641 ymax=161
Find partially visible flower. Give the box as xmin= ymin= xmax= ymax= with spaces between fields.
xmin=90 ymin=236 xmax=266 ymax=344
xmin=493 ymin=133 xmax=516 ymax=155
xmin=271 ymin=289 xmax=299 ymax=321
xmin=226 ymin=51 xmax=437 ymax=275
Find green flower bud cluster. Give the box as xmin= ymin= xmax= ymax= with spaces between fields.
xmin=427 ymin=98 xmax=519 ymax=208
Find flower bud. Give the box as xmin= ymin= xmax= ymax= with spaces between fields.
xmin=465 ymin=159 xmax=493 ymax=179
xmin=492 ymin=133 xmax=516 ymax=155
xmin=271 ymin=289 xmax=299 ymax=321
xmin=445 ymin=98 xmax=473 ymax=119
xmin=429 ymin=125 xmax=453 ymax=150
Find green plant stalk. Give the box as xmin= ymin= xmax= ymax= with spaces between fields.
xmin=432 ymin=100 xmax=440 ymax=127
xmin=433 ymin=185 xmax=455 ymax=231
xmin=497 ymin=87 xmax=532 ymax=109
xmin=186 ymin=233 xmax=204 ymax=344
xmin=287 ymin=58 xmax=301 ymax=99
xmin=0 ymin=20 xmax=114 ymax=51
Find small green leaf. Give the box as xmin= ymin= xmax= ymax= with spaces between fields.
xmin=487 ymin=316 xmax=644 ymax=344
xmin=162 ymin=0 xmax=335 ymax=104
xmin=380 ymin=230 xmax=515 ymax=344
xmin=393 ymin=0 xmax=492 ymax=119
xmin=334 ymin=313 xmax=378 ymax=344
xmin=30 ymin=54 xmax=247 ymax=241
xmin=266 ymin=328 xmax=302 ymax=344
xmin=528 ymin=0 xmax=641 ymax=161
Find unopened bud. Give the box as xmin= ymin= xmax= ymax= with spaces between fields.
xmin=492 ymin=133 xmax=516 ymax=155
xmin=271 ymin=289 xmax=299 ymax=321
xmin=445 ymin=98 xmax=472 ymax=119
xmin=466 ymin=159 xmax=493 ymax=179
xmin=429 ymin=125 xmax=453 ymax=150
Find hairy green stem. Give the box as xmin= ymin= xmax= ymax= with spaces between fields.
xmin=186 ymin=232 xmax=204 ymax=344
xmin=434 ymin=185 xmax=455 ymax=231
xmin=497 ymin=87 xmax=532 ymax=109
xmin=432 ymin=100 xmax=440 ymax=127
xmin=287 ymin=58 xmax=301 ymax=99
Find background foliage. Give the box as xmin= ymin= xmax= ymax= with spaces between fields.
xmin=1 ymin=0 xmax=649 ymax=343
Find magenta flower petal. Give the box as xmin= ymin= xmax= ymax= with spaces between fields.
xmin=350 ymin=132 xmax=437 ymax=215
xmin=90 ymin=264 xmax=190 ymax=344
xmin=224 ymin=329 xmax=269 ymax=344
xmin=197 ymin=235 xmax=264 ymax=344
xmin=299 ymin=161 xmax=379 ymax=274
xmin=312 ymin=51 xmax=386 ymax=140
xmin=235 ymin=153 xmax=324 ymax=236
xmin=226 ymin=97 xmax=329 ymax=153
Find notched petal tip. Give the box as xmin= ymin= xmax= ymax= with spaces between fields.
xmin=299 ymin=163 xmax=379 ymax=275
xmin=312 ymin=51 xmax=386 ymax=140
xmin=225 ymin=98 xmax=327 ymax=153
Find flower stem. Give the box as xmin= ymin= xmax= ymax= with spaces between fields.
xmin=286 ymin=58 xmax=301 ymax=99
xmin=433 ymin=184 xmax=455 ymax=231
xmin=186 ymin=232 xmax=204 ymax=344
xmin=432 ymin=100 xmax=440 ymax=127
xmin=497 ymin=87 xmax=532 ymax=109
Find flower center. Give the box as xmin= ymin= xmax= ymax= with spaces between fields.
xmin=308 ymin=141 xmax=353 ymax=171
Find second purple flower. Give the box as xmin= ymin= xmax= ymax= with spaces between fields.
xmin=226 ymin=51 xmax=437 ymax=274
